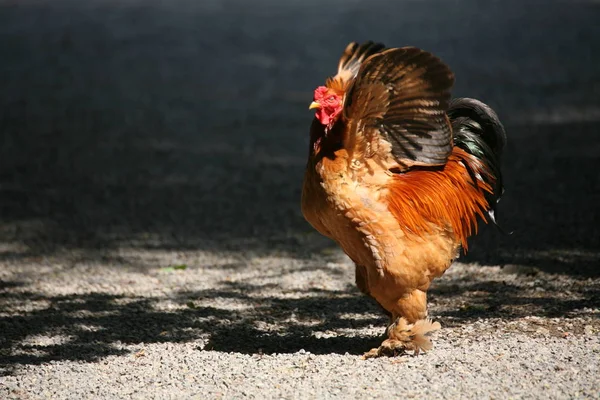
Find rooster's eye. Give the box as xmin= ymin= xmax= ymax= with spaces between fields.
xmin=328 ymin=96 xmax=335 ymax=102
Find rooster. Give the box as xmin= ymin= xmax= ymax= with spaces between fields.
xmin=301 ymin=42 xmax=506 ymax=357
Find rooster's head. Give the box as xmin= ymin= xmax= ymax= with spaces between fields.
xmin=310 ymin=86 xmax=343 ymax=127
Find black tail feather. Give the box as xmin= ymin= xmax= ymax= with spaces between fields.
xmin=448 ymin=98 xmax=509 ymax=233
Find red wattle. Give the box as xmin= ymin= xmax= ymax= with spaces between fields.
xmin=315 ymin=105 xmax=342 ymax=126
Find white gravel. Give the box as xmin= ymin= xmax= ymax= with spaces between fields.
xmin=4 ymin=335 xmax=600 ymax=400
xmin=1 ymin=250 xmax=599 ymax=399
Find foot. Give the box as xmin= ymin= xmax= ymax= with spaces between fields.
xmin=363 ymin=317 xmax=441 ymax=359
xmin=363 ymin=338 xmax=410 ymax=358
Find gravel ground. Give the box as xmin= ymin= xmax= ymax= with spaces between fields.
xmin=1 ymin=0 xmax=599 ymax=399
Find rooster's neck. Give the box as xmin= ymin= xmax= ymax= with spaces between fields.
xmin=309 ymin=118 xmax=344 ymax=158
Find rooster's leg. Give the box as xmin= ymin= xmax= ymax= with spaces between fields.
xmin=363 ymin=289 xmax=440 ymax=358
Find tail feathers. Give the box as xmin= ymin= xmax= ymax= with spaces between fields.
xmin=449 ymin=97 xmax=506 ymax=157
xmin=448 ymin=98 xmax=507 ymax=231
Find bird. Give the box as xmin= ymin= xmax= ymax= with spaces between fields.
xmin=301 ymin=41 xmax=506 ymax=357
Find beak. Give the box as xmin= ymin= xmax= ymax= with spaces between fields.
xmin=309 ymin=101 xmax=321 ymax=110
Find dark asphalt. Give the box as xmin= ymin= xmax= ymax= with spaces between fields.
xmin=1 ymin=0 xmax=599 ymax=273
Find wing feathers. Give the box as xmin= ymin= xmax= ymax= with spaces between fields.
xmin=327 ymin=41 xmax=386 ymax=92
xmin=344 ymin=47 xmax=455 ymax=167
xmin=338 ymin=41 xmax=386 ymax=77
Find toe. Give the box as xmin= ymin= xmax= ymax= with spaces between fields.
xmin=362 ymin=340 xmax=407 ymax=359
xmin=362 ymin=348 xmax=381 ymax=359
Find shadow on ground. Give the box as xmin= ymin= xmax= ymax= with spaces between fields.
xmin=0 ymin=282 xmax=383 ymax=376
xmin=2 ymin=271 xmax=599 ymax=376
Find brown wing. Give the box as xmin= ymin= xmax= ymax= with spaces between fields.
xmin=343 ymin=47 xmax=455 ymax=167
xmin=326 ymin=41 xmax=386 ymax=92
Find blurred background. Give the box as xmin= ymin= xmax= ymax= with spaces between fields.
xmin=1 ymin=0 xmax=599 ymax=275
